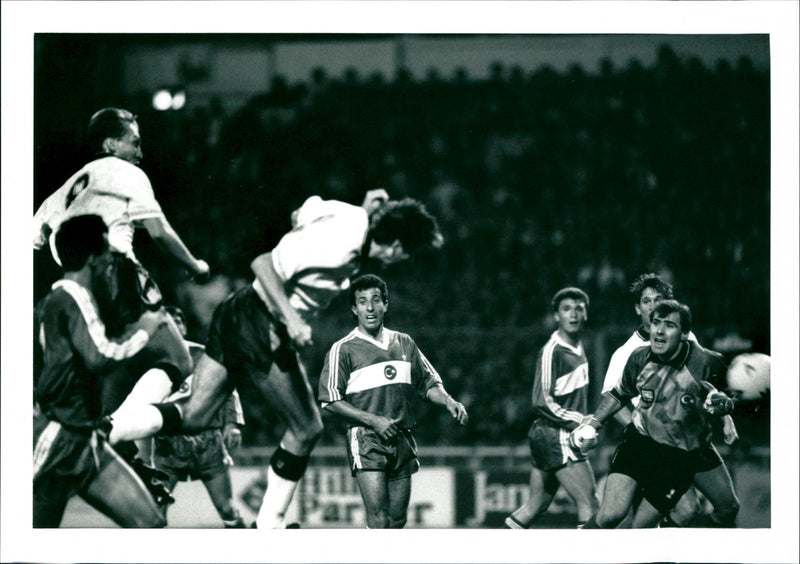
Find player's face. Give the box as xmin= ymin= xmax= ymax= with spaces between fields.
xmin=369 ymin=239 xmax=409 ymax=265
xmin=112 ymin=122 xmax=143 ymax=165
xmin=635 ymin=287 xmax=664 ymax=328
xmin=554 ymin=298 xmax=587 ymax=338
xmin=352 ymin=287 xmax=387 ymax=336
xmin=649 ymin=311 xmax=686 ymax=357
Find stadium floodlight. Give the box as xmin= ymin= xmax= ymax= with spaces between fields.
xmin=152 ymin=89 xmax=173 ymax=111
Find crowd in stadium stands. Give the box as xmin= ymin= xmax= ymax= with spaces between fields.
xmin=37 ymin=46 xmax=771 ymax=448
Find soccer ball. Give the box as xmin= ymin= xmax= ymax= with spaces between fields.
xmin=726 ymin=352 xmax=770 ymax=401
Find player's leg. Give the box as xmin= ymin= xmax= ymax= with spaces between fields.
xmin=554 ymin=459 xmax=599 ymax=526
xmin=79 ymin=436 xmax=166 ymax=527
xmin=355 ymin=471 xmax=392 ymax=528
xmin=593 ymin=472 xmax=639 ymax=528
xmin=662 ymin=486 xmax=702 ymax=527
xmin=250 ymin=360 xmax=323 ymax=529
xmin=175 ymin=354 xmax=235 ymax=433
xmin=692 ymin=462 xmax=739 ymax=527
xmin=505 ymin=467 xmax=559 ymax=528
xmin=631 ymin=496 xmax=666 ymax=528
xmin=202 ymin=471 xmax=245 ymax=527
xmin=387 ymin=476 xmax=412 ymax=528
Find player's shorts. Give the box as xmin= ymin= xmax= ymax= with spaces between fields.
xmin=691 ymin=443 xmax=724 ymax=473
xmin=528 ymin=419 xmax=587 ymax=472
xmin=205 ymin=286 xmax=300 ymax=384
xmin=104 ymin=252 xmax=164 ymax=336
xmin=33 ymin=414 xmax=97 ymax=526
xmin=610 ymin=425 xmax=697 ymax=515
xmin=153 ymin=428 xmax=232 ymax=483
xmin=346 ymin=426 xmax=420 ymax=481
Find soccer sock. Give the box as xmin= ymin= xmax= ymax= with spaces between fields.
xmin=255 ymin=448 xmax=309 ymax=529
xmin=108 ymin=403 xmax=177 ymax=444
xmin=504 ymin=515 xmax=526 ymax=529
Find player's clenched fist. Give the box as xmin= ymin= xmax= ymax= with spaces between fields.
xmin=701 ymin=381 xmax=734 ymax=416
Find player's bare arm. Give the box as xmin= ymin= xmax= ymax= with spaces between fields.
xmin=140 ymin=216 xmax=209 ymax=279
xmin=426 ymin=385 xmax=469 ymax=425
xmin=323 ymin=400 xmax=400 ymax=441
xmin=250 ymin=252 xmax=313 ymax=349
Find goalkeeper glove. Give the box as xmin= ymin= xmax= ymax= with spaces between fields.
xmin=569 ymin=415 xmax=601 ymax=452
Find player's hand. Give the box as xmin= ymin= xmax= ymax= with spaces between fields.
xmin=192 ymin=259 xmax=210 ymax=283
xmin=701 ymin=381 xmax=734 ymax=416
xmin=361 ymin=188 xmax=389 ymax=214
xmin=286 ymin=317 xmax=314 ymax=350
xmin=223 ymin=424 xmax=242 ymax=451
xmin=445 ymin=398 xmax=469 ymax=425
xmin=569 ymin=416 xmax=600 ymax=453
xmin=371 ymin=416 xmax=400 ymax=441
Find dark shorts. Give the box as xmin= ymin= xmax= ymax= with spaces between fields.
xmin=528 ymin=419 xmax=587 ymax=472
xmin=205 ymin=286 xmax=299 ymax=386
xmin=610 ymin=425 xmax=697 ymax=515
xmin=33 ymin=414 xmax=97 ymax=527
xmin=692 ymin=443 xmax=724 ymax=473
xmin=153 ymin=428 xmax=231 ymax=483
xmin=346 ymin=426 xmax=419 ymax=481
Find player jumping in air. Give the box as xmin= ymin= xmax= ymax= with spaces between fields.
xmin=101 ymin=189 xmax=445 ymax=529
xmin=319 ymin=274 xmax=468 ymax=528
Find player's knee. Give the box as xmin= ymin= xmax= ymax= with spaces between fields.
xmin=292 ymin=416 xmax=324 ymax=451
xmin=714 ymin=495 xmax=740 ymax=524
xmin=389 ymin=515 xmax=407 ymax=529
xmin=365 ymin=509 xmax=390 ymax=529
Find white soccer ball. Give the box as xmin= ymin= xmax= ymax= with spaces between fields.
xmin=726 ymin=352 xmax=770 ymax=401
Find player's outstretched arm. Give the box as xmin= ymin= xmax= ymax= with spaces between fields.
xmin=426 ymin=386 xmax=468 ymax=425
xmin=141 ymin=216 xmax=209 ymax=280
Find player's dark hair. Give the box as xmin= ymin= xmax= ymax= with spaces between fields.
xmin=551 ymin=287 xmax=590 ymax=312
xmin=55 ymin=214 xmax=108 ymax=272
xmin=368 ymin=198 xmax=442 ymax=255
xmin=349 ymin=274 xmax=389 ymax=307
xmin=629 ymin=272 xmax=674 ymax=303
xmin=87 ymin=108 xmax=137 ymax=155
xmin=650 ymin=299 xmax=692 ymax=332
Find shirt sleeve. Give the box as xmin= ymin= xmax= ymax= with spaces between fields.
xmin=318 ymin=341 xmax=352 ymax=406
xmin=615 ymin=354 xmax=642 ymax=400
xmin=114 ymin=164 xmax=163 ymax=221
xmin=531 ymin=345 xmax=584 ymax=429
xmin=602 ymin=346 xmax=629 ymax=393
xmin=51 ymin=287 xmax=150 ymax=372
xmin=408 ymin=337 xmax=444 ymax=398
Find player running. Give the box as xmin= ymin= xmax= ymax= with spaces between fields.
xmin=152 ymin=306 xmax=247 ymax=528
xmin=505 ymin=287 xmax=599 ymax=529
xmin=319 ymin=274 xmax=468 ymax=528
xmin=102 ymin=189 xmax=445 ymax=529
xmin=33 ymin=214 xmax=171 ymax=528
xmin=601 ymin=273 xmax=740 ymax=527
xmin=575 ymin=300 xmax=737 ymax=528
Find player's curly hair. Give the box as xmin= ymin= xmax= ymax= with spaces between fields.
xmin=368 ymin=198 xmax=443 ymax=254
xmin=87 ymin=108 xmax=137 ymax=154
xmin=628 ymin=272 xmax=674 ymax=303
xmin=551 ymin=287 xmax=590 ymax=312
xmin=349 ymin=274 xmax=389 ymax=307
xmin=55 ymin=214 xmax=108 ymax=272
xmin=651 ymin=299 xmax=692 ymax=332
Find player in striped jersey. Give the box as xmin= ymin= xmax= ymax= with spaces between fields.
xmin=505 ymin=287 xmax=599 ymax=529
xmin=319 ymin=275 xmax=468 ymax=528
xmin=601 ymin=273 xmax=740 ymax=527
xmin=102 ymin=190 xmax=445 ymax=529
xmin=34 ymin=215 xmax=170 ymax=527
xmin=576 ymin=300 xmax=736 ymax=528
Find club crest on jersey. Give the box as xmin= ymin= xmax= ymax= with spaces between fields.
xmin=640 ymin=389 xmax=655 ymax=403
xmin=680 ymin=394 xmax=696 ymax=407
xmin=384 ymin=365 xmax=397 ymax=380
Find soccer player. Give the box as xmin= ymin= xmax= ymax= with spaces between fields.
xmin=575 ymin=300 xmax=736 ymax=528
xmin=33 ymin=214 xmax=170 ymax=528
xmin=505 ymin=287 xmax=599 ymax=529
xmin=318 ymin=274 xmax=468 ymax=528
xmin=103 ymin=189 xmax=445 ymax=529
xmin=33 ymin=107 xmax=207 ymax=403
xmin=152 ymin=306 xmax=247 ymax=528
xmin=601 ymin=273 xmax=740 ymax=527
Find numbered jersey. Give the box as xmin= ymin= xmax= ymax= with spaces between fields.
xmin=33 ymin=156 xmax=163 ymax=264
xmin=319 ymin=328 xmax=443 ymax=429
xmin=531 ymin=331 xmax=590 ymax=429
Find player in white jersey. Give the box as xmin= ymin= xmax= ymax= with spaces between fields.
xmin=601 ymin=273 xmax=739 ymax=527
xmin=101 ymin=189 xmax=445 ymax=529
xmin=34 ymin=108 xmax=207 ymax=474
xmin=319 ymin=274 xmax=468 ymax=528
